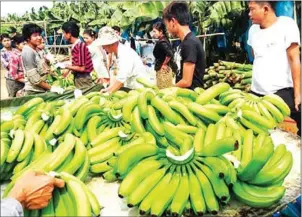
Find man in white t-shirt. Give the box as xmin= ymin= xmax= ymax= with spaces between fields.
xmin=95 ymin=27 xmax=147 ymax=93
xmin=248 ymin=1 xmax=301 ymax=135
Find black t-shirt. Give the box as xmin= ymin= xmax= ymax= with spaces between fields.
xmin=177 ymin=32 xmax=205 ymax=89
xmin=153 ymin=39 xmax=178 ymax=72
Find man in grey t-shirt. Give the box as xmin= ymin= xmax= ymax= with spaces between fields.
xmin=21 ymin=23 xmax=51 ymax=95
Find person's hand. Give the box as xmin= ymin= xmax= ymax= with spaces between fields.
xmin=100 ymin=88 xmax=108 ymax=93
xmin=8 ymin=171 xmax=65 ymax=210
xmin=62 ymin=71 xmax=70 ymax=78
xmin=294 ymin=95 xmax=301 ymax=111
xmin=161 ymin=64 xmax=168 ymax=70
xmin=96 ymin=78 xmax=110 ymax=84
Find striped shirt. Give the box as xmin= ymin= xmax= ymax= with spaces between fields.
xmin=71 ymin=40 xmax=93 ymax=74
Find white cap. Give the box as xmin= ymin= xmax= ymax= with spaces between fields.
xmin=95 ymin=26 xmax=120 ymax=46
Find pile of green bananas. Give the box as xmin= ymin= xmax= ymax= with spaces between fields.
xmin=0 ymin=82 xmax=295 ymax=215
xmin=203 ymin=60 xmax=252 ymax=91
xmin=47 ymin=72 xmax=75 ymax=90
xmin=219 ymin=89 xmax=290 ymax=134
xmin=3 ymin=133 xmax=89 ymax=190
xmin=4 ymin=172 xmax=102 ymax=217
xmin=1 ymin=129 xmax=47 ymax=182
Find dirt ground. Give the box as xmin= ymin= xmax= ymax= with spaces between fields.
xmin=1 ymin=68 xmax=8 ymax=100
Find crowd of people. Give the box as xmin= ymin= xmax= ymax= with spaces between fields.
xmin=1 ymin=1 xmax=207 ymax=97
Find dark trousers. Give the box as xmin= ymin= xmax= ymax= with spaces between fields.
xmin=252 ymin=88 xmax=301 ymax=136
xmin=6 ymin=79 xmax=24 ymax=97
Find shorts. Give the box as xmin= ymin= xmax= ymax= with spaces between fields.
xmin=6 ymin=79 xmax=25 ymax=97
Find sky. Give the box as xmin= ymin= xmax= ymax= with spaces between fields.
xmin=1 ymin=1 xmax=54 ymax=17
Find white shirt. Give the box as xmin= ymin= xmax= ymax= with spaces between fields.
xmin=88 ymin=41 xmax=109 ymax=78
xmin=112 ymin=43 xmax=147 ymax=89
xmin=248 ymin=16 xmax=300 ymax=95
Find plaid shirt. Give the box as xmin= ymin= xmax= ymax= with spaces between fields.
xmin=7 ymin=49 xmax=24 ymax=80
xmin=1 ymin=47 xmax=13 ymax=70
xmin=1 ymin=48 xmax=24 ymax=80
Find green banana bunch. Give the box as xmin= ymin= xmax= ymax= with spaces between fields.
xmin=232 ymin=180 xmax=286 ymax=208
xmin=1 ymin=130 xmax=49 ymax=183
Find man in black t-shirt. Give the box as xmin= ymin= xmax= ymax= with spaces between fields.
xmin=163 ymin=1 xmax=205 ymax=89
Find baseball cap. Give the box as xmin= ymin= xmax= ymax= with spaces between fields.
xmin=95 ymin=26 xmax=120 ymax=46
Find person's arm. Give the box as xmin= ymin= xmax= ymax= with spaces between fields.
xmin=284 ymin=18 xmax=301 ymax=111
xmin=1 ymin=198 xmax=24 ymax=217
xmin=287 ymin=43 xmax=301 ymax=111
xmin=1 ymin=52 xmax=9 ymax=69
xmin=65 ymin=65 xmax=86 ymax=72
xmin=161 ymin=41 xmax=173 ymax=68
xmin=176 ymin=62 xmax=195 ymax=88
xmin=162 ymin=56 xmax=171 ymax=68
xmin=38 ymin=81 xmax=52 ymax=90
xmin=104 ymin=80 xmax=124 ymax=93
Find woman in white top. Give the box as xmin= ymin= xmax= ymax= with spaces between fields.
xmin=83 ymin=29 xmax=109 ymax=83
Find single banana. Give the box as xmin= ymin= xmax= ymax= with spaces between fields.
xmin=62 ymin=138 xmax=86 ymax=174
xmin=138 ymin=90 xmax=155 ymax=119
xmin=131 ymin=106 xmax=146 ymax=133
xmin=122 ymin=95 xmax=139 ymax=123
xmin=191 ymin=163 xmax=219 ymax=215
xmin=188 ymin=102 xmax=222 ymax=123
xmin=186 ymin=165 xmax=206 ymax=215
xmin=46 ymin=134 xmax=76 ymax=171
xmin=17 ymin=131 xmax=34 ymax=162
xmin=193 ymin=128 xmax=206 ymax=153
xmin=201 ymin=137 xmax=238 ymax=157
xmin=170 ymin=166 xmax=190 ymax=216
xmin=168 ymin=100 xmax=198 ymax=126
xmin=150 ymin=167 xmax=180 ymax=217
xmin=127 ymin=167 xmax=167 ymax=207
xmin=6 ymin=129 xmax=25 ymax=163
xmin=116 ymin=143 xmax=160 ymax=178
xmin=118 ymin=157 xmax=165 ymax=198
xmin=139 ymin=166 xmax=175 ymax=215
xmin=240 ymin=129 xmax=254 ymax=169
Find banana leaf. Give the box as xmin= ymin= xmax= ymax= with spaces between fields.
xmin=1 ymin=84 xmax=131 ymax=109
